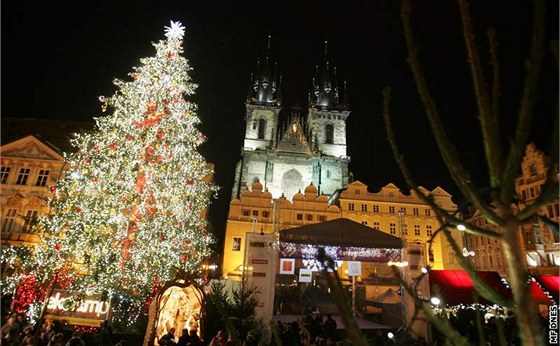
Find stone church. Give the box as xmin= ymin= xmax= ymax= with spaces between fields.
xmin=231 ymin=38 xmax=351 ymax=202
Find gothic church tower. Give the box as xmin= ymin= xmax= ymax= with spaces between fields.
xmin=231 ymin=37 xmax=351 ymax=201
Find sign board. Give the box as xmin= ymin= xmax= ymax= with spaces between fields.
xmin=347 ymin=261 xmax=362 ymax=277
xmin=45 ymin=290 xmax=111 ymax=326
xmin=279 ymin=258 xmax=295 ymax=274
xmin=299 ymin=268 xmax=312 ymax=283
xmin=244 ymin=232 xmax=278 ymax=322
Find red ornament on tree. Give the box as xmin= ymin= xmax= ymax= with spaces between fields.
xmin=54 ymin=243 xmax=61 ymax=251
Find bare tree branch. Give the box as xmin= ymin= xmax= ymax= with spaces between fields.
xmin=459 ymin=0 xmax=503 ymax=188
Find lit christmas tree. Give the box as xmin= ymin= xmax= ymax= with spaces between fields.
xmin=3 ymin=21 xmax=219 ymax=324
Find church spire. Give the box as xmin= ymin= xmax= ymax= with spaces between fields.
xmin=309 ymin=38 xmax=348 ymax=111
xmin=247 ymin=35 xmax=282 ymax=106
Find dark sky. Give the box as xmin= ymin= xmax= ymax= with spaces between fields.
xmin=2 ymin=1 xmax=558 ymax=242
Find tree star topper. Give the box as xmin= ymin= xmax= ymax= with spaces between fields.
xmin=165 ymin=21 xmax=185 ymax=40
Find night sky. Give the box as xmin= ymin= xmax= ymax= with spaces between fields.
xmin=2 ymin=1 xmax=558 ymax=242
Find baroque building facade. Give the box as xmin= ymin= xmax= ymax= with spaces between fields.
xmin=463 ymin=143 xmax=560 ymax=277
xmin=0 ymin=135 xmax=66 ymax=248
xmin=1 ymin=118 xmax=95 ymax=251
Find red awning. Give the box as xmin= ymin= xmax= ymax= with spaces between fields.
xmin=530 ymin=281 xmax=553 ymax=305
xmin=533 ymin=275 xmax=560 ymax=303
xmin=429 ymin=270 xmax=512 ymax=305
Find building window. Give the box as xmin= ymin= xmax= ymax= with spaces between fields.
xmin=529 ymin=187 xmax=535 ymax=198
xmin=348 ymin=203 xmax=355 ymax=211
xmin=242 ymin=209 xmax=250 ymax=216
xmin=252 ymin=210 xmax=259 ymax=217
xmin=22 ymin=210 xmax=39 ymax=233
xmin=426 ymin=225 xmax=433 ymax=237
xmin=262 ymin=211 xmax=269 ymax=218
xmin=1 ymin=166 xmax=11 ymax=184
xmin=488 ymin=252 xmax=494 ymax=267
xmin=325 ymin=124 xmax=334 ymax=144
xmin=373 ymin=221 xmax=380 ymax=229
xmin=16 ymin=168 xmax=31 ymax=185
xmin=232 ymin=237 xmax=241 ymax=251
xmin=389 ymin=223 xmax=396 ymax=235
xmin=414 ymin=225 xmax=421 ymax=236
xmin=399 ymin=207 xmax=407 ymax=214
xmin=389 ymin=206 xmax=395 ymax=214
xmin=361 ymin=221 xmax=368 ymax=225
xmin=258 ymin=118 xmax=266 ymax=139
xmin=326 ymin=170 xmax=331 ymax=179
xmin=2 ymin=208 xmax=18 ymax=232
xmin=413 ymin=208 xmax=419 ymax=215
xmin=429 ymin=251 xmax=434 ymax=262
xmin=296 ymin=213 xmax=303 ymax=221
xmin=424 ymin=209 xmax=431 ymax=216
xmin=35 ymin=169 xmax=50 ymax=187
xmin=306 ymin=214 xmax=313 ymax=221
xmin=361 ymin=204 xmax=367 ymax=212
xmin=318 ymin=215 xmax=326 ymax=222
xmin=448 ymin=251 xmax=455 ymax=264
xmin=401 ymin=224 xmax=408 ymax=236
xmin=496 ymin=253 xmax=502 ymax=268
xmin=373 ymin=205 xmax=379 ymax=213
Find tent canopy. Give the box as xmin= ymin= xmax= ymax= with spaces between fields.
xmin=279 ymin=218 xmax=403 ymax=249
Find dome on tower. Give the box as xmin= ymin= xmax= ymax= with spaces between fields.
xmin=252 ymin=180 xmax=263 ymax=192
xmin=304 ymin=183 xmax=318 ymax=195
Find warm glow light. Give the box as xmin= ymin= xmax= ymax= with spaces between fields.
xmin=431 ymin=297 xmax=441 ymax=305
xmin=388 ymin=261 xmax=408 ymax=267
xmin=456 ymin=224 xmax=466 ymax=231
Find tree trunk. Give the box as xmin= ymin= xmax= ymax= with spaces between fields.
xmin=501 ymin=217 xmax=546 ymax=346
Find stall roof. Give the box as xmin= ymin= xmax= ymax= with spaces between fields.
xmin=279 ymin=218 xmax=403 ymax=249
xmin=533 ymin=275 xmax=560 ymax=304
xmin=429 ymin=270 xmax=512 ymax=305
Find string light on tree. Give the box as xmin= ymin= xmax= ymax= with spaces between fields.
xmin=2 ymin=20 xmax=219 ymax=325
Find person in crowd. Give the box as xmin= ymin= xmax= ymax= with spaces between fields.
xmin=20 ymin=335 xmax=36 ymax=346
xmin=323 ymin=314 xmax=337 ymax=340
xmin=94 ymin=319 xmax=114 ymax=346
xmin=208 ymin=330 xmax=226 ymax=346
xmin=159 ymin=327 xmax=177 ymax=345
xmin=242 ymin=332 xmax=256 ymax=346
xmin=19 ymin=325 xmax=34 ymax=346
xmin=47 ymin=332 xmax=65 ymax=346
xmin=177 ymin=328 xmax=189 ymax=346
xmin=1 ymin=313 xmax=22 ymax=346
xmin=64 ymin=332 xmax=85 ymax=346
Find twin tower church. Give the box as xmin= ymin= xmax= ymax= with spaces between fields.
xmin=231 ymin=37 xmax=351 ymax=202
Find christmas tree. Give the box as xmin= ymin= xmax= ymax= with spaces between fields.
xmin=2 ymin=21 xmax=219 ymax=325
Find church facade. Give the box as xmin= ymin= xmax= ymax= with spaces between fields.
xmin=231 ymin=39 xmax=351 ymax=203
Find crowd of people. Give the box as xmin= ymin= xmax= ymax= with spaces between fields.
xmin=0 ymin=314 xmax=118 ymax=346
xmin=274 ymin=313 xmax=340 ymax=346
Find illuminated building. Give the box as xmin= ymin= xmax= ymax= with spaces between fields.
xmin=463 ymin=143 xmax=560 ymax=276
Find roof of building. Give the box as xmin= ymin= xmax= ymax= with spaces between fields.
xmin=279 ymin=218 xmax=403 ymax=249
xmin=1 ymin=117 xmax=95 ymax=154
